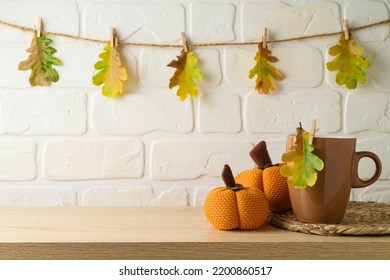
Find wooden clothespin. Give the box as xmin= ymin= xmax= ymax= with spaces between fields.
xmin=342 ymin=19 xmax=349 ymax=40
xmin=110 ymin=27 xmax=118 ymax=48
xmin=36 ymin=17 xmax=42 ymax=38
xmin=309 ymin=119 xmax=317 ymax=145
xmin=180 ymin=32 xmax=189 ymax=53
xmin=262 ymin=27 xmax=268 ymax=48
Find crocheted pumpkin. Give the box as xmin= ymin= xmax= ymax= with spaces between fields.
xmin=204 ymin=164 xmax=269 ymax=230
xmin=235 ymin=141 xmax=291 ymax=212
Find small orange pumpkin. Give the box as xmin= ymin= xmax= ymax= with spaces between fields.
xmin=204 ymin=164 xmax=269 ymax=230
xmin=235 ymin=141 xmax=291 ymax=212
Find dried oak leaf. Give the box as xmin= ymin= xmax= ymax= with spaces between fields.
xmin=93 ymin=43 xmax=128 ymax=98
xmin=280 ymin=127 xmax=324 ymax=189
xmin=18 ymin=31 xmax=61 ymax=86
xmin=249 ymin=43 xmax=285 ymax=94
xmin=167 ymin=50 xmax=202 ymax=101
xmin=327 ymin=34 xmax=370 ymax=89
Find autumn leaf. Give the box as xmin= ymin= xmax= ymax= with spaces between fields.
xmin=327 ymin=34 xmax=370 ymax=89
xmin=167 ymin=50 xmax=202 ymax=101
xmin=93 ymin=43 xmax=128 ymax=98
xmin=280 ymin=127 xmax=324 ymax=188
xmin=18 ymin=31 xmax=61 ymax=86
xmin=249 ymin=43 xmax=285 ymax=94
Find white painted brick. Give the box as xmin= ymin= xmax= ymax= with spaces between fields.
xmin=357 ymin=138 xmax=390 ymax=179
xmin=244 ymin=90 xmax=341 ymax=133
xmin=82 ymin=186 xmax=188 ymax=206
xmin=241 ymin=2 xmax=340 ymax=41
xmin=0 ymin=187 xmax=76 ymax=206
xmin=345 ymin=92 xmax=390 ymax=133
xmin=352 ymin=183 xmax=390 ymax=203
xmin=345 ymin=2 xmax=389 ymax=42
xmin=0 ymin=1 xmax=79 ymax=43
xmin=188 ymin=185 xmax=216 ymax=206
xmin=372 ymin=46 xmax=390 ymax=90
xmin=151 ymin=140 xmax=254 ymax=180
xmin=196 ymin=49 xmax=222 ymax=87
xmin=224 ymin=47 xmax=253 ymax=88
xmin=84 ymin=3 xmax=185 ymax=43
xmin=44 ymin=139 xmax=144 ymax=180
xmin=0 ymin=91 xmax=86 ymax=135
xmin=0 ymin=140 xmax=36 ymax=181
xmin=0 ymin=44 xmax=33 ymax=88
xmin=190 ymin=2 xmax=235 ymax=43
xmin=276 ymin=46 xmax=323 ymax=88
xmin=225 ymin=46 xmax=323 ymax=89
xmin=198 ymin=93 xmax=241 ymax=133
xmin=140 ymin=48 xmax=179 ymax=87
xmin=91 ymin=92 xmax=193 ymax=135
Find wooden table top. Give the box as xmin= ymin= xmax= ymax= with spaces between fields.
xmin=0 ymin=206 xmax=388 ymax=260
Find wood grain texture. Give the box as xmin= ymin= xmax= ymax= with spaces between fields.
xmin=0 ymin=207 xmax=388 ymax=259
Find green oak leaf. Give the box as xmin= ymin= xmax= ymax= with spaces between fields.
xmin=18 ymin=31 xmax=61 ymax=86
xmin=327 ymin=34 xmax=370 ymax=89
xmin=280 ymin=127 xmax=324 ymax=188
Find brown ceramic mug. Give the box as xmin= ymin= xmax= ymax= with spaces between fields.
xmin=286 ymin=136 xmax=382 ymax=224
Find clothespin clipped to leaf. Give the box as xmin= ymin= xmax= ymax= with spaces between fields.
xmin=309 ymin=119 xmax=317 ymax=145
xmin=110 ymin=27 xmax=119 ymax=48
xmin=249 ymin=27 xmax=285 ymax=94
xmin=181 ymin=32 xmax=189 ymax=53
xmin=92 ymin=27 xmax=128 ymax=98
xmin=36 ymin=17 xmax=42 ymax=37
xmin=167 ymin=32 xmax=202 ymax=101
xmin=342 ymin=19 xmax=350 ymax=40
xmin=262 ymin=27 xmax=268 ymax=48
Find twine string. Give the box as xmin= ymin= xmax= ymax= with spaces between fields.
xmin=0 ymin=18 xmax=389 ymax=48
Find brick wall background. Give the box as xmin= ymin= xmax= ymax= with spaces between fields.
xmin=0 ymin=0 xmax=389 ymax=206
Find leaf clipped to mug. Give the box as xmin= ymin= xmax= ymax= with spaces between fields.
xmin=280 ymin=124 xmax=324 ymax=188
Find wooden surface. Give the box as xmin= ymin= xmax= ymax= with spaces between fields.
xmin=0 ymin=206 xmax=388 ymax=260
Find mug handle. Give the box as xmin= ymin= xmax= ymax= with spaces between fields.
xmin=352 ymin=151 xmax=382 ymax=188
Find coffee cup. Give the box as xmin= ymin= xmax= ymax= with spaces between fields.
xmin=286 ymin=136 xmax=382 ymax=224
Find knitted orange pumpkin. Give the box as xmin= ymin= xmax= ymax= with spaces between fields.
xmin=204 ymin=164 xmax=269 ymax=230
xmin=235 ymin=141 xmax=291 ymax=212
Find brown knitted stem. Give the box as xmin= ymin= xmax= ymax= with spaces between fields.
xmin=250 ymin=141 xmax=273 ymax=168
xmin=222 ymin=164 xmax=236 ymax=188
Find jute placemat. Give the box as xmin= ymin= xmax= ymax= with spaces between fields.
xmin=269 ymin=201 xmax=390 ymax=236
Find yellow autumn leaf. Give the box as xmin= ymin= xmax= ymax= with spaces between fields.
xmin=93 ymin=43 xmax=128 ymax=98
xmin=167 ymin=50 xmax=202 ymax=101
xmin=280 ymin=127 xmax=324 ymax=188
xmin=249 ymin=43 xmax=285 ymax=94
xmin=327 ymin=34 xmax=370 ymax=89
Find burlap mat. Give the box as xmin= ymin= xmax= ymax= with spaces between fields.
xmin=269 ymin=201 xmax=390 ymax=236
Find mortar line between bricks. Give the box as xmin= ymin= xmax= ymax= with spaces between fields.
xmin=0 ymin=18 xmax=390 ymax=47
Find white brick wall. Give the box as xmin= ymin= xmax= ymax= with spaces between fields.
xmin=0 ymin=0 xmax=389 ymax=206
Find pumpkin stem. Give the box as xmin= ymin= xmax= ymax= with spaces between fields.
xmin=250 ymin=141 xmax=273 ymax=169
xmin=222 ymin=164 xmax=236 ymax=188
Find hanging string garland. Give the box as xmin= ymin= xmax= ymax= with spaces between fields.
xmin=1 ymin=18 xmax=389 ymax=98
